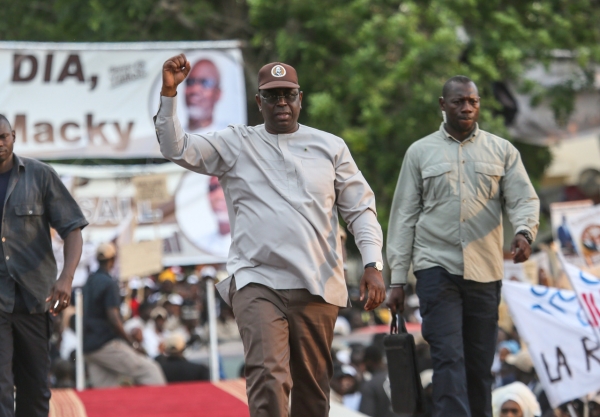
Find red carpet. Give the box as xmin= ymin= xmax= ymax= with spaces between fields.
xmin=51 ymin=380 xmax=250 ymax=417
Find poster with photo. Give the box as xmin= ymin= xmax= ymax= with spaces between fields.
xmin=52 ymin=163 xmax=230 ymax=270
xmin=549 ymin=200 xmax=593 ymax=266
xmin=0 ymin=41 xmax=246 ymax=159
xmin=566 ymin=204 xmax=600 ymax=267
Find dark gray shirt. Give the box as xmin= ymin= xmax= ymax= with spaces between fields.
xmin=82 ymin=268 xmax=120 ymax=353
xmin=0 ymin=154 xmax=88 ymax=313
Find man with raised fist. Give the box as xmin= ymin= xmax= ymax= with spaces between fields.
xmin=154 ymin=54 xmax=385 ymax=417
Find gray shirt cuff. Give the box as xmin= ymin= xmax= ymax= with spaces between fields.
xmin=391 ymin=268 xmax=408 ymax=285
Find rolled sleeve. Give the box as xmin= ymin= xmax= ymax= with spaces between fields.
xmin=45 ymin=167 xmax=88 ymax=239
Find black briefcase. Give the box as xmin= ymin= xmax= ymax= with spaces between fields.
xmin=383 ymin=314 xmax=424 ymax=415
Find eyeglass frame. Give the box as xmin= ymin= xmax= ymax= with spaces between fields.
xmin=259 ymin=91 xmax=301 ymax=105
xmin=185 ymin=77 xmax=219 ymax=89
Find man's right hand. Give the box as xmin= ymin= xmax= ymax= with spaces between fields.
xmin=161 ymin=53 xmax=191 ymax=97
xmin=385 ymin=286 xmax=406 ymax=315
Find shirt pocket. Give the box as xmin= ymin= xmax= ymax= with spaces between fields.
xmin=301 ymin=158 xmax=335 ymax=195
xmin=421 ymin=162 xmax=453 ymax=200
xmin=257 ymin=158 xmax=288 ymax=190
xmin=15 ymin=204 xmax=45 ymax=236
xmin=474 ymin=162 xmax=505 ymax=199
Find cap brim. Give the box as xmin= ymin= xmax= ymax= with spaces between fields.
xmin=259 ymin=80 xmax=300 ymax=90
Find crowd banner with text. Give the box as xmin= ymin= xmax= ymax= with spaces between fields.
xmin=502 ymin=281 xmax=600 ymax=408
xmin=0 ymin=41 xmax=246 ymax=159
xmin=51 ymin=162 xmax=230 ymax=268
xmin=559 ymin=258 xmax=600 ymax=344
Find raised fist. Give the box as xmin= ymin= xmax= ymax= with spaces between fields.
xmin=161 ymin=53 xmax=191 ymax=97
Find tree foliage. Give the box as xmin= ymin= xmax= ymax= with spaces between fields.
xmin=1 ymin=0 xmax=599 ymax=234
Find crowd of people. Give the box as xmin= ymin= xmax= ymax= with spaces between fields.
xmin=48 ymin=252 xmax=239 ymax=389
xmin=45 ymin=241 xmax=600 ymax=417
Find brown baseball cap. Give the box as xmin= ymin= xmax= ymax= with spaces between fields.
xmin=258 ymin=62 xmax=300 ymax=90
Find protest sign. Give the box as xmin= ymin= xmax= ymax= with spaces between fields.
xmin=0 ymin=41 xmax=246 ymax=159
xmin=560 ymin=259 xmax=600 ymax=343
xmin=566 ymin=205 xmax=600 ymax=268
xmin=119 ymin=240 xmax=163 ymax=279
xmin=550 ymin=200 xmax=593 ymax=266
xmin=503 ymin=281 xmax=600 ymax=408
xmin=52 ymin=162 xmax=230 ymax=266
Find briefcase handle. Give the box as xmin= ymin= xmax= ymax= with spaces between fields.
xmin=390 ymin=313 xmax=408 ymax=335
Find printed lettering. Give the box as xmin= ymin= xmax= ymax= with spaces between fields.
xmin=114 ymin=121 xmax=134 ymax=151
xmin=13 ymin=115 xmax=26 ymax=144
xmin=582 ymin=337 xmax=600 ymax=371
xmin=86 ymin=114 xmax=108 ymax=145
xmin=44 ymin=54 xmax=53 ymax=82
xmin=33 ymin=122 xmax=54 ymax=144
xmin=582 ymin=293 xmax=600 ymax=327
xmin=12 ymin=54 xmax=38 ymax=82
xmin=57 ymin=54 xmax=85 ymax=83
xmin=541 ymin=347 xmax=572 ymax=383
xmin=60 ymin=122 xmax=80 ymax=142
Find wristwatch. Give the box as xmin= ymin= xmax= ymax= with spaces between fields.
xmin=516 ymin=230 xmax=533 ymax=245
xmin=365 ymin=261 xmax=383 ymax=272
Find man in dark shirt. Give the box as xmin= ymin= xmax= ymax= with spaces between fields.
xmin=82 ymin=243 xmax=165 ymax=387
xmin=155 ymin=333 xmax=209 ymax=383
xmin=0 ymin=114 xmax=88 ymax=417
xmin=359 ymin=345 xmax=400 ymax=417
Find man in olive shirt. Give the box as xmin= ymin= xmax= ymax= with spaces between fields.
xmin=386 ymin=76 xmax=539 ymax=417
xmin=155 ymin=54 xmax=386 ymax=417
xmin=0 ymin=115 xmax=87 ymax=417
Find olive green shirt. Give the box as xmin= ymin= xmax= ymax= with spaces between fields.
xmin=387 ymin=123 xmax=539 ymax=284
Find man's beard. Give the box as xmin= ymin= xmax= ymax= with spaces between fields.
xmin=188 ymin=105 xmax=211 ymax=121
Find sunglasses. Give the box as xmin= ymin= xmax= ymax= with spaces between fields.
xmin=186 ymin=78 xmax=218 ymax=89
xmin=260 ymin=92 xmax=299 ymax=105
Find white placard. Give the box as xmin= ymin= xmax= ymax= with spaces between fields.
xmin=0 ymin=41 xmax=246 ymax=159
xmin=502 ymin=281 xmax=600 ymax=408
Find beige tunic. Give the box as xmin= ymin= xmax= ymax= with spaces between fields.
xmin=155 ymin=96 xmax=383 ymax=307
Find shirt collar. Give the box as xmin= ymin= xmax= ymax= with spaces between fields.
xmin=13 ymin=154 xmax=24 ymax=169
xmin=439 ymin=122 xmax=479 ymax=144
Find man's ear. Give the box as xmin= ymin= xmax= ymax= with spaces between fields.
xmin=438 ymin=96 xmax=445 ymax=111
xmin=255 ymin=93 xmax=262 ymax=110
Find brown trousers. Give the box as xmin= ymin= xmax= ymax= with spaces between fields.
xmin=231 ymin=280 xmax=339 ymax=417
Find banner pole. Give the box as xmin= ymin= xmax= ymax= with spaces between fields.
xmin=75 ymin=288 xmax=85 ymax=391
xmin=206 ymin=279 xmax=220 ymax=382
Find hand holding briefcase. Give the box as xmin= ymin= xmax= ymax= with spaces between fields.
xmin=383 ymin=314 xmax=425 ymax=415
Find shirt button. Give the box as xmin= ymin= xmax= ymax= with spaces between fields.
xmin=462 ymin=160 xmax=465 ymax=164
xmin=5 ymin=256 xmax=8 ymax=260
xmin=28 ymin=210 xmax=33 ymax=214
xmin=462 ymin=180 xmax=465 ymax=184
xmin=462 ymin=219 xmax=465 ymax=222
xmin=1 ymin=237 xmax=4 ymax=242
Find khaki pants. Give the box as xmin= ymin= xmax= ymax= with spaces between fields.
xmin=85 ymin=339 xmax=166 ymax=388
xmin=231 ymin=280 xmax=339 ymax=417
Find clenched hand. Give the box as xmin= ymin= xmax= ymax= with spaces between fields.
xmin=161 ymin=53 xmax=191 ymax=97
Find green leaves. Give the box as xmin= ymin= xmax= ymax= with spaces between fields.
xmin=1 ymin=0 xmax=597 ymax=238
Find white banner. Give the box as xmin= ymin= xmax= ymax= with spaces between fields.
xmin=502 ymin=281 xmax=600 ymax=408
xmin=52 ymin=162 xmax=230 ymax=269
xmin=561 ymin=260 xmax=600 ymax=343
xmin=0 ymin=41 xmax=246 ymax=159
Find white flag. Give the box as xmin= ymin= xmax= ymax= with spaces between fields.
xmin=560 ymin=260 xmax=600 ymax=343
xmin=502 ymin=281 xmax=600 ymax=408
